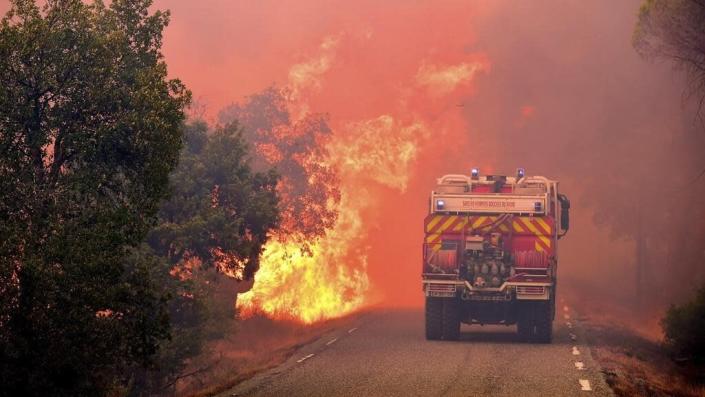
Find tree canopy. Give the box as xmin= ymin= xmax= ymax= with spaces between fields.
xmin=634 ymin=0 xmax=705 ymax=114
xmin=0 ymin=0 xmax=189 ymax=395
xmin=148 ymin=120 xmax=280 ymax=280
xmin=140 ymin=121 xmax=279 ymax=394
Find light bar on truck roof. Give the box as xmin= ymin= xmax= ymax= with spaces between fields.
xmin=471 ymin=168 xmax=479 ymax=179
xmin=517 ymin=167 xmax=525 ymax=178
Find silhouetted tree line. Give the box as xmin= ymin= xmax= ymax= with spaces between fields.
xmin=634 ymin=0 xmax=705 ymax=372
xmin=0 ymin=1 xmax=279 ymax=396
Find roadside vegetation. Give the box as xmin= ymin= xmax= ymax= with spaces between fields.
xmin=662 ymin=285 xmax=705 ymax=370
xmin=0 ymin=1 xmax=280 ymax=396
xmin=618 ymin=0 xmax=705 ymax=393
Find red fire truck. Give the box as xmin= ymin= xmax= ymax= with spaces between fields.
xmin=422 ymin=169 xmax=570 ymax=343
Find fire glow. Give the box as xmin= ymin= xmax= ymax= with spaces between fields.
xmin=157 ymin=1 xmax=491 ymax=323
xmin=235 ymin=43 xmax=488 ymax=324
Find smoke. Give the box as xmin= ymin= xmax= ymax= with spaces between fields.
xmin=156 ymin=0 xmax=705 ymax=314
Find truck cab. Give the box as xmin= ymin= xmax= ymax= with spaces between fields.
xmin=422 ymin=169 xmax=570 ymax=342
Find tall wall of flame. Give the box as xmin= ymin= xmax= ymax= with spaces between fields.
xmin=153 ymin=0 xmax=697 ymax=319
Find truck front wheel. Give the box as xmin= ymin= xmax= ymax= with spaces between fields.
xmin=425 ymin=297 xmax=443 ymax=340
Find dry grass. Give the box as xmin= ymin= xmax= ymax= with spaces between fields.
xmin=564 ymin=292 xmax=705 ymax=397
xmin=176 ymin=313 xmax=357 ymax=397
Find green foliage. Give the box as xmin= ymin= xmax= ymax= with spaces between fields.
xmin=139 ymin=120 xmax=279 ymax=394
xmin=661 ymin=285 xmax=705 ymax=365
xmin=0 ymin=0 xmax=189 ymax=395
xmin=148 ymin=120 xmax=280 ymax=279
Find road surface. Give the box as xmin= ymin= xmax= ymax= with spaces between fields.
xmin=221 ymin=305 xmax=613 ymax=397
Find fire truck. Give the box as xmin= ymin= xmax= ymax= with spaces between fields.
xmin=422 ymin=169 xmax=570 ymax=343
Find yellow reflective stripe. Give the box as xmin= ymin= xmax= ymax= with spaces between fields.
xmin=426 ymin=233 xmax=441 ymax=243
xmin=453 ymin=218 xmax=468 ymax=231
xmin=539 ymin=236 xmax=551 ymax=248
xmin=426 ymin=215 xmax=444 ymax=232
xmin=513 ymin=221 xmax=525 ymax=232
xmin=499 ymin=224 xmax=510 ymax=232
xmin=472 ymin=216 xmax=487 ymax=228
xmin=519 ymin=217 xmax=542 ymax=236
xmin=535 ymin=217 xmax=552 ymax=234
xmin=534 ymin=241 xmax=545 ymax=252
xmin=437 ymin=216 xmax=457 ymax=233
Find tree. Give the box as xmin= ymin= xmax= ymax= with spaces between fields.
xmin=219 ymin=87 xmax=340 ymax=244
xmin=148 ymin=121 xmax=280 ymax=280
xmin=0 ymin=0 xmax=189 ymax=395
xmin=141 ymin=120 xmax=279 ymax=394
xmin=634 ymin=0 xmax=705 ymax=116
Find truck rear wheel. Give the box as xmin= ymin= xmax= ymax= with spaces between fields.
xmin=442 ymin=298 xmax=461 ymax=341
xmin=425 ymin=297 xmax=443 ymax=340
xmin=534 ymin=302 xmax=553 ymax=344
xmin=517 ymin=314 xmax=533 ymax=342
xmin=517 ymin=302 xmax=553 ymax=343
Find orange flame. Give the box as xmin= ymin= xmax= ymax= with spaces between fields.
xmin=236 ymin=29 xmax=488 ymax=322
xmin=153 ymin=1 xmax=491 ymax=323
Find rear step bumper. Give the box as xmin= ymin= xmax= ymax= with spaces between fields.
xmin=423 ymin=279 xmax=551 ymax=300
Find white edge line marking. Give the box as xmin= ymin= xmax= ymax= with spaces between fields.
xmin=296 ymin=353 xmax=314 ymax=363
xmin=348 ymin=327 xmax=358 ymax=334
xmin=326 ymin=337 xmax=338 ymax=346
xmin=572 ymin=346 xmax=581 ymax=355
xmin=575 ymin=361 xmax=585 ymax=370
xmin=579 ymin=379 xmax=592 ymax=391
xmin=564 ymin=314 xmax=570 ymax=320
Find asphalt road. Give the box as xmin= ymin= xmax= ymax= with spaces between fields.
xmin=222 ymin=304 xmax=613 ymax=397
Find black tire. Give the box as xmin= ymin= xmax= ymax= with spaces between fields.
xmin=425 ymin=297 xmax=443 ymax=340
xmin=442 ymin=299 xmax=461 ymax=341
xmin=517 ymin=316 xmax=533 ymax=342
xmin=534 ymin=302 xmax=553 ymax=344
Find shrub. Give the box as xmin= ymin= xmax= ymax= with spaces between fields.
xmin=661 ymin=285 xmax=705 ymax=365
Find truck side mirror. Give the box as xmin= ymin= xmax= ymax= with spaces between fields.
xmin=558 ymin=194 xmax=570 ymax=232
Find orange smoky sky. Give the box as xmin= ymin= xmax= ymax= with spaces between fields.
xmin=155 ymin=0 xmax=497 ymax=308
xmin=156 ymin=0 xmax=489 ymax=119
xmin=3 ymin=0 xmax=691 ymax=312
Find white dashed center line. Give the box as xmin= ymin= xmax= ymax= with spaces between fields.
xmin=569 ymin=333 xmax=577 ymax=341
xmin=563 ymin=305 xmax=569 ymax=312
xmin=296 ymin=353 xmax=314 ymax=363
xmin=326 ymin=337 xmax=338 ymax=346
xmin=572 ymin=346 xmax=581 ymax=355
xmin=579 ymin=379 xmax=592 ymax=391
xmin=566 ymin=322 xmax=573 ymax=329
xmin=348 ymin=327 xmax=358 ymax=334
xmin=575 ymin=361 xmax=585 ymax=370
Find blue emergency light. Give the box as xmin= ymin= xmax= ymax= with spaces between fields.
xmin=437 ymin=200 xmax=445 ymax=210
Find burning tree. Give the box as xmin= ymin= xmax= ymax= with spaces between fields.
xmin=219 ymin=87 xmax=340 ymax=246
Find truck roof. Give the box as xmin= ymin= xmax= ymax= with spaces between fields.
xmin=431 ymin=174 xmax=558 ymax=215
